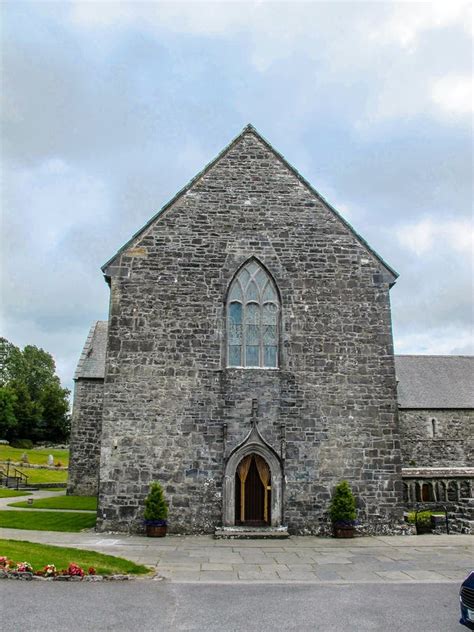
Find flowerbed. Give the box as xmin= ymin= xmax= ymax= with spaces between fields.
xmin=0 ymin=556 xmax=132 ymax=582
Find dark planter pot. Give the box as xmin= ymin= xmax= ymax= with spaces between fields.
xmin=145 ymin=522 xmax=167 ymax=538
xmin=333 ymin=525 xmax=355 ymax=538
xmin=415 ymin=524 xmax=432 ymax=535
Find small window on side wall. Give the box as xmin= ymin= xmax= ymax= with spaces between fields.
xmin=227 ymin=259 xmax=279 ymax=368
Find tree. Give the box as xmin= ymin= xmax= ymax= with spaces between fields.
xmin=0 ymin=337 xmax=70 ymax=443
xmin=144 ymin=482 xmax=169 ymax=523
xmin=0 ymin=338 xmax=21 ymax=386
xmin=329 ymin=480 xmax=356 ymax=525
xmin=10 ymin=380 xmax=42 ymax=440
xmin=38 ymin=382 xmax=70 ymax=442
xmin=0 ymin=386 xmax=18 ymax=439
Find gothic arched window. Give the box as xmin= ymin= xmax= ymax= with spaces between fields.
xmin=227 ymin=260 xmax=279 ymax=368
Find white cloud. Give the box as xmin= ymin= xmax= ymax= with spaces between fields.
xmin=369 ymin=1 xmax=471 ymax=50
xmin=1 ymin=158 xmax=112 ymax=388
xmin=65 ymin=1 xmax=473 ymax=126
xmin=395 ymin=217 xmax=474 ymax=256
xmin=3 ymin=159 xmax=110 ymax=250
xmin=431 ymin=75 xmax=473 ymax=115
xmin=395 ymin=327 xmax=474 ymax=355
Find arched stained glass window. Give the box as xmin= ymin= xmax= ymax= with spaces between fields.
xmin=227 ymin=260 xmax=279 ymax=368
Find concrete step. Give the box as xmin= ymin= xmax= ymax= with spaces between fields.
xmin=214 ymin=525 xmax=289 ymax=539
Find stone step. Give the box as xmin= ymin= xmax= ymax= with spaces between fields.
xmin=214 ymin=525 xmax=289 ymax=540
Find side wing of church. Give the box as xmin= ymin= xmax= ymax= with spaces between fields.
xmin=68 ymin=125 xmax=473 ymax=535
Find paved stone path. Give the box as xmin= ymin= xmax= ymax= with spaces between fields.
xmin=0 ymin=489 xmax=95 ymax=513
xmin=0 ymin=520 xmax=472 ymax=584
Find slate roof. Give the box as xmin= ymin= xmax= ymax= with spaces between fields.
xmin=74 ymin=321 xmax=108 ymax=379
xmin=74 ymin=323 xmax=474 ymax=410
xmin=395 ymin=355 xmax=474 ymax=409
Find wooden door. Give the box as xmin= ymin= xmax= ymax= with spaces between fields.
xmin=235 ymin=454 xmax=271 ymax=526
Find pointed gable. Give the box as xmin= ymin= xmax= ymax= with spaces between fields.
xmin=102 ymin=124 xmax=397 ymax=284
xmin=75 ymin=321 xmax=108 ymax=380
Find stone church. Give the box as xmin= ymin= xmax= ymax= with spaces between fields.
xmin=68 ymin=125 xmax=473 ymax=535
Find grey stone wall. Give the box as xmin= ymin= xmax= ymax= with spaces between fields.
xmin=67 ymin=378 xmax=103 ymax=496
xmin=402 ymin=468 xmax=473 ymax=534
xmin=96 ymin=129 xmax=402 ymax=534
xmin=399 ymin=409 xmax=474 ymax=467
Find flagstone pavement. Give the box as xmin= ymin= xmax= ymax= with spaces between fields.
xmin=1 ymin=488 xmax=472 ymax=584
xmin=1 ymin=525 xmax=472 ymax=584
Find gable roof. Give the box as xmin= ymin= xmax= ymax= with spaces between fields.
xmin=395 ymin=355 xmax=474 ymax=409
xmin=101 ymin=124 xmax=398 ymax=283
xmin=74 ymin=321 xmax=108 ymax=380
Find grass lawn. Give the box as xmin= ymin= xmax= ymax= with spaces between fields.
xmin=407 ymin=510 xmax=445 ymax=523
xmin=0 ymin=510 xmax=96 ymax=531
xmin=0 ymin=445 xmax=69 ymax=467
xmin=10 ymin=496 xmax=97 ymax=511
xmin=0 ymin=539 xmax=149 ymax=575
xmin=0 ymin=489 xmax=32 ymax=498
xmin=19 ymin=468 xmax=68 ymax=485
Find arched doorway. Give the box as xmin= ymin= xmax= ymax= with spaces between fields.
xmin=235 ymin=453 xmax=271 ymax=526
xmin=222 ymin=424 xmax=283 ymax=527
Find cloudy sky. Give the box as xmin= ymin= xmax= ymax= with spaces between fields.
xmin=1 ymin=0 xmax=473 ymax=393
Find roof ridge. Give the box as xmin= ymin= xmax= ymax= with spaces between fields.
xmin=101 ymin=124 xmax=397 ymax=280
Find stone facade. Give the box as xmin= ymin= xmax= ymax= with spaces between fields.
xmin=67 ymin=321 xmax=107 ymax=496
xmin=399 ymin=409 xmax=473 ymax=467
xmin=67 ymin=378 xmax=104 ymax=496
xmin=68 ymin=125 xmax=473 ymax=534
xmin=402 ymin=467 xmax=474 ymax=534
xmin=93 ymin=125 xmax=403 ymax=534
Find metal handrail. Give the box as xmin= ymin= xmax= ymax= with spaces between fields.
xmin=0 ymin=460 xmax=29 ymax=490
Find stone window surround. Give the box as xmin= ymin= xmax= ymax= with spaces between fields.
xmin=225 ymin=257 xmax=281 ymax=369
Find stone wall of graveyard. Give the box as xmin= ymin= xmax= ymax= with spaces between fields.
xmin=95 ymin=130 xmax=403 ymax=534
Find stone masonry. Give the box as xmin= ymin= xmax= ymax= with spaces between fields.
xmin=399 ymin=409 xmax=473 ymax=467
xmin=67 ymin=322 xmax=107 ymax=496
xmin=92 ymin=125 xmax=403 ymax=534
xmin=67 ymin=379 xmax=103 ymax=496
xmin=68 ymin=126 xmax=473 ymax=534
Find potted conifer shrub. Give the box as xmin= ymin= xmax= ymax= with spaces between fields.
xmin=144 ymin=481 xmax=168 ymax=537
xmin=329 ymin=480 xmax=357 ymax=538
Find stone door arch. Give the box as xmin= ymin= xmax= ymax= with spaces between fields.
xmin=223 ymin=426 xmax=283 ymax=527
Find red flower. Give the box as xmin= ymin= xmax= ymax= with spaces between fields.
xmin=88 ymin=567 xmax=96 ymax=575
xmin=67 ymin=563 xmax=84 ymax=577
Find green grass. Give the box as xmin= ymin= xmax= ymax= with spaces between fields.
xmin=10 ymin=496 xmax=97 ymax=511
xmin=0 ymin=489 xmax=32 ymax=498
xmin=407 ymin=510 xmax=445 ymax=524
xmin=0 ymin=510 xmax=96 ymax=531
xmin=18 ymin=469 xmax=68 ymax=485
xmin=0 ymin=446 xmax=69 ymax=467
xmin=0 ymin=539 xmax=149 ymax=575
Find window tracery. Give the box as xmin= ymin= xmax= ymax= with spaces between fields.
xmin=227 ymin=260 xmax=279 ymax=368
